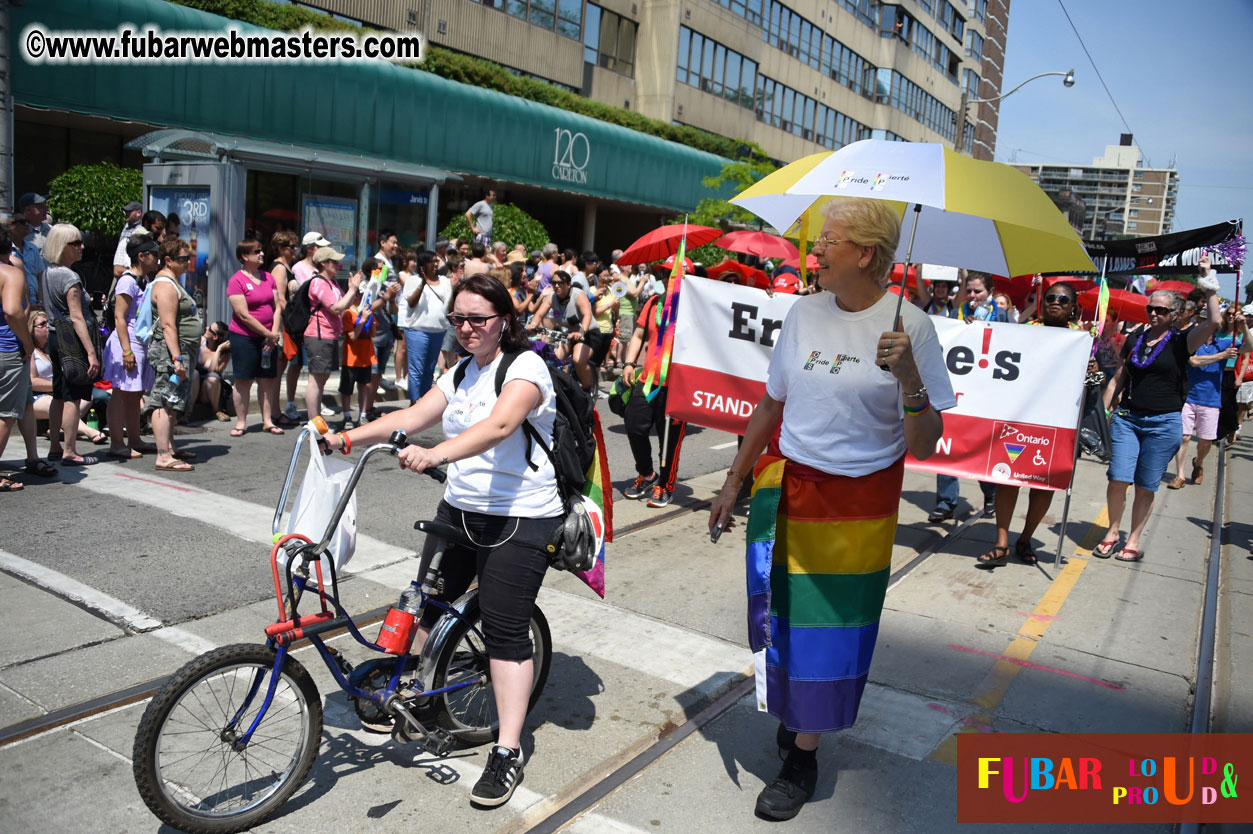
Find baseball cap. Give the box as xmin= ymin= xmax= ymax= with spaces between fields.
xmin=303 ymin=231 xmax=332 ymax=247
xmin=18 ymin=193 xmax=47 ymax=210
xmin=122 ymin=201 xmax=143 ymax=213
xmin=312 ymin=246 xmax=345 ymax=264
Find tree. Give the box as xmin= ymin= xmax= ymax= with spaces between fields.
xmin=47 ymin=162 xmax=142 ymax=237
xmin=669 ymin=158 xmax=778 ymax=267
xmin=440 ymin=203 xmax=550 ymax=254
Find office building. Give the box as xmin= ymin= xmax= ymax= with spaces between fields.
xmin=1011 ymin=135 xmax=1179 ymax=239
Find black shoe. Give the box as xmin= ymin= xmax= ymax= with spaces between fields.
xmin=624 ymin=471 xmax=659 ymax=500
xmin=471 ymin=745 xmax=525 ymax=807
xmin=927 ymin=508 xmax=954 ymax=523
xmin=755 ymin=752 xmax=818 ymax=821
xmin=982 ymin=499 xmax=995 ymax=514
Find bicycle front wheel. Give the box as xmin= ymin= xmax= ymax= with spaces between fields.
xmin=132 ymin=644 xmax=322 ymax=834
xmin=430 ymin=603 xmax=552 ymax=745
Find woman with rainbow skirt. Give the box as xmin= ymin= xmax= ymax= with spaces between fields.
xmin=709 ymin=198 xmax=956 ymax=821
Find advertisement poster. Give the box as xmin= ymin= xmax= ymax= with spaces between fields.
xmin=148 ymin=186 xmax=210 ymax=312
xmin=302 ymin=195 xmax=358 ymax=269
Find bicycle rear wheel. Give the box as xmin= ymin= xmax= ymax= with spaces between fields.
xmin=430 ymin=602 xmax=552 ymax=745
xmin=132 ymin=644 xmax=322 ymax=834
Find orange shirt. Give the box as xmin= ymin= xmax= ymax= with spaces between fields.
xmin=341 ymin=308 xmax=376 ymax=368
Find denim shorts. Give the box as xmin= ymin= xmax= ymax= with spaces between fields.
xmin=1106 ymin=409 xmax=1183 ymax=492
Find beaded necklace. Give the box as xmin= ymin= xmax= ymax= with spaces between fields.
xmin=1129 ymin=327 xmax=1174 ymax=369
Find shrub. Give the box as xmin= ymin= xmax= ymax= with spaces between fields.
xmin=440 ymin=203 xmax=550 ymax=253
xmin=46 ymin=162 xmax=142 ymax=236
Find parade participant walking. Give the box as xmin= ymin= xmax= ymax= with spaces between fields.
xmin=708 ymin=198 xmax=955 ymax=821
xmin=42 ymin=223 xmax=102 ymax=466
xmin=103 ymin=235 xmax=159 ymax=459
xmin=147 ymin=238 xmax=205 ymax=472
xmin=977 ymin=282 xmax=1081 ymax=567
xmin=303 ymin=247 xmax=363 ymax=422
xmin=227 ymin=240 xmax=283 ymax=437
xmin=320 ymin=274 xmax=564 ymax=808
xmin=1170 ymin=305 xmax=1250 ymax=487
xmin=619 ymin=268 xmax=688 ymax=508
xmin=465 ymin=189 xmax=496 ymax=247
xmin=1095 ymin=279 xmax=1221 ymax=561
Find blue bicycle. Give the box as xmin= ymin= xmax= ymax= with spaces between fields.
xmin=131 ymin=428 xmax=552 ymax=833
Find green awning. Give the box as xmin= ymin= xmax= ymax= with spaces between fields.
xmin=12 ymin=0 xmax=729 ymax=212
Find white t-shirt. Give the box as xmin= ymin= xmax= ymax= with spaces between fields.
xmin=398 ymin=274 xmax=450 ymax=331
xmin=113 ymin=221 xmax=140 ymax=268
xmin=436 ymin=350 xmax=563 ymax=518
xmin=765 ymin=291 xmax=957 ymax=477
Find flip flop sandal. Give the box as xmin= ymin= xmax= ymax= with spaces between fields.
xmin=0 ymin=478 xmax=24 ymax=492
xmin=230 ymin=427 xmax=246 ymax=437
xmin=89 ymin=432 xmax=109 ymax=445
xmin=1015 ymin=540 xmax=1039 ymax=565
xmin=155 ymin=460 xmax=195 ymax=472
xmin=24 ymin=459 xmax=57 ymax=477
xmin=1092 ymin=538 xmax=1120 ymax=559
xmin=262 ymin=425 xmax=286 ymax=435
xmin=1115 ymin=548 xmax=1143 ymax=562
xmin=976 ymin=545 xmax=1011 ymax=568
xmin=1166 ymin=477 xmax=1186 ymax=490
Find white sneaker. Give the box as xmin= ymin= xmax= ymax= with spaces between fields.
xmin=320 ymin=404 xmax=338 ymax=417
xmin=282 ymin=402 xmax=300 ymax=421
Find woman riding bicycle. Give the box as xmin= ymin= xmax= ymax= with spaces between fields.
xmin=320 ymin=273 xmax=563 ymax=808
xmin=530 ymin=269 xmax=601 ymax=392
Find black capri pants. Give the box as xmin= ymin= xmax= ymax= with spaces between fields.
xmin=418 ymin=500 xmax=563 ymax=661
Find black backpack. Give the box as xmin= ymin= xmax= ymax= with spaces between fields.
xmin=453 ymin=351 xmax=596 ymax=500
xmin=281 ymin=277 xmax=320 ymax=347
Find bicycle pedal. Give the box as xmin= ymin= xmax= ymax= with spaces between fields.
xmin=419 ymin=728 xmax=456 ymax=757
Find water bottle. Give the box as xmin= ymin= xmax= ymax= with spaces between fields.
xmin=165 ymin=373 xmax=184 ymax=409
xmin=376 ymin=584 xmax=422 ymax=655
xmin=261 ymin=343 xmax=274 ymax=371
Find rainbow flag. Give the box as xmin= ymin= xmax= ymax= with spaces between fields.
xmin=746 ymin=454 xmax=904 ymax=732
xmin=1092 ymin=270 xmax=1110 ymax=343
xmin=641 ymin=235 xmax=686 ymax=402
xmin=572 ymin=409 xmax=613 ymax=598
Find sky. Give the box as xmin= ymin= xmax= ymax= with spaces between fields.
xmin=994 ymin=0 xmax=1251 ymax=296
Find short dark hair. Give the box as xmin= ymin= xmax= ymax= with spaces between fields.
xmin=378 ymin=229 xmax=397 ymax=245
xmin=449 ymin=274 xmax=528 ymax=352
xmin=471 ymin=241 xmax=486 ymax=259
xmin=360 ymin=257 xmax=381 ymax=277
xmin=142 ymin=210 xmax=166 ymax=231
xmin=235 ymin=239 xmax=262 ymax=262
xmin=416 ymin=250 xmax=437 ymax=272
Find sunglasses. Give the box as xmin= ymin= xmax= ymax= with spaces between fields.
xmin=1044 ymin=293 xmax=1073 ymax=305
xmin=448 ymin=313 xmax=502 ymax=327
xmin=68 ymin=240 xmax=84 ymax=246
xmin=168 ymin=254 xmax=191 ymax=262
xmin=1145 ymin=304 xmax=1173 ymax=316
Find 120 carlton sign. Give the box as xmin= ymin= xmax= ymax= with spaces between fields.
xmin=552 ymin=127 xmax=589 ymax=185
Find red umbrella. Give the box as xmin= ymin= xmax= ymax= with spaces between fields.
xmin=890 ymin=264 xmax=920 ymax=292
xmin=708 ymin=259 xmax=771 ymax=289
xmin=1078 ymin=287 xmax=1149 ymax=324
xmin=617 ymin=224 xmax=722 ymax=266
xmin=714 ymin=230 xmax=799 ymax=260
xmin=1148 ymin=279 xmax=1196 ymax=295
xmin=778 ymin=254 xmax=819 ymax=271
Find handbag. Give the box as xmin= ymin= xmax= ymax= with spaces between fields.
xmin=53 ymin=315 xmax=102 ymax=389
xmin=1078 ymin=378 xmax=1112 ymax=463
xmin=283 ymin=430 xmax=359 ymax=577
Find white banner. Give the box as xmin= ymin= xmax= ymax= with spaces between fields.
xmin=667 ymin=278 xmax=1093 ymax=490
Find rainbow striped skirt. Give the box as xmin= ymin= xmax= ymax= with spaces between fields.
xmin=746 ymin=454 xmax=904 ymax=733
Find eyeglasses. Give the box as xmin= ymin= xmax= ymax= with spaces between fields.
xmin=1145 ymin=305 xmax=1173 ymax=316
xmin=812 ymin=233 xmax=852 ymax=249
xmin=448 ymin=313 xmax=502 ymax=328
xmin=1044 ymin=293 xmax=1073 ymax=305
xmin=68 ymin=240 xmax=84 ymax=246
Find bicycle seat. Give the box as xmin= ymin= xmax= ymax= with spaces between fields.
xmin=414 ymin=519 xmax=476 ymax=551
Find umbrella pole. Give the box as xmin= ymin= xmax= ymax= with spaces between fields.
xmin=892 ymin=204 xmax=924 ymax=325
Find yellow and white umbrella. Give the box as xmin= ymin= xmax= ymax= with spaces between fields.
xmin=731 ymin=140 xmax=1096 ymax=278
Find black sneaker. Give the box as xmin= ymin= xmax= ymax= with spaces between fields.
xmin=755 ymin=751 xmax=818 ymax=821
xmin=471 ymin=745 xmax=525 ymax=807
xmin=624 ymin=472 xmax=659 ymax=500
xmin=927 ymin=507 xmax=955 ymax=523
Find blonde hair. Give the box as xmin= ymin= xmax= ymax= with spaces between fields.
xmin=820 ymin=199 xmax=900 ymax=282
xmin=43 ymin=223 xmax=83 ymax=265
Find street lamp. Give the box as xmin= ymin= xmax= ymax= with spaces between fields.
xmin=956 ymin=69 xmax=1075 ymax=153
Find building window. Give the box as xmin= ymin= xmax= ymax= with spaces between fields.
xmin=839 ymin=0 xmax=877 ymax=28
xmin=678 ymin=27 xmax=755 ymax=109
xmin=966 ymin=30 xmax=983 ymax=62
xmin=475 ymin=0 xmax=582 ymax=38
xmin=969 ymin=0 xmax=987 ymax=22
xmin=586 ymin=4 xmax=635 ymax=77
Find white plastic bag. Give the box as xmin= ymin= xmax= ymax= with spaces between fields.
xmin=283 ymin=430 xmax=358 ymax=578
